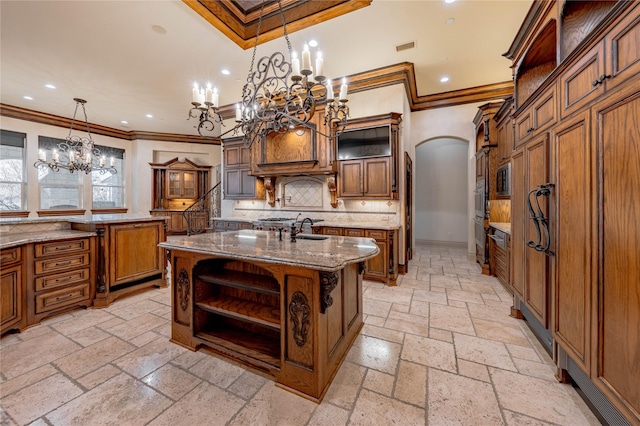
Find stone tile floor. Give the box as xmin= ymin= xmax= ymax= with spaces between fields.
xmin=0 ymin=243 xmax=601 ymax=425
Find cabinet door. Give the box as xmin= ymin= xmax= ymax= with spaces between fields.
xmin=510 ymin=148 xmax=525 ymax=298
xmin=1 ymin=264 xmax=22 ymax=332
xmin=552 ymin=110 xmax=593 ymax=372
xmin=524 ymin=134 xmax=550 ymax=327
xmin=594 ymin=91 xmax=640 ymax=420
xmin=560 ymin=41 xmax=605 ymax=119
xmin=365 ymin=240 xmax=388 ymax=279
xmin=604 ymin=5 xmax=640 ymax=93
xmin=167 ymin=171 xmax=182 ymax=198
xmin=109 ymin=222 xmax=164 ymax=286
xmin=339 ymin=160 xmax=363 ymax=197
xmin=364 ymin=157 xmax=391 ymax=197
xmin=515 ymin=108 xmax=533 ymax=147
xmin=224 ymin=169 xmax=257 ymax=199
xmin=182 ymin=172 xmax=196 ymax=198
xmin=170 ymin=212 xmax=187 ymax=233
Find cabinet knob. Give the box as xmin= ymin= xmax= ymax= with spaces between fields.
xmin=592 ymin=74 xmax=612 ymax=86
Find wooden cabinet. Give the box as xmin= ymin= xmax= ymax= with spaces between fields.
xmin=338 ymin=157 xmax=391 ymax=198
xmin=506 ymin=2 xmax=640 ymax=423
xmin=1 ymin=246 xmax=25 ymax=334
xmin=223 ymin=138 xmax=265 ymax=200
xmin=494 ymin=97 xmax=515 ymax=165
xmin=71 ymin=218 xmax=166 ymax=307
xmin=316 ymin=226 xmax=398 ymax=285
xmin=169 ymin=252 xmax=364 ymax=402
xmin=150 ymin=158 xmax=212 ymax=234
xmin=337 ymin=113 xmax=401 ymax=200
xmin=489 ymin=229 xmax=510 ymax=291
xmin=27 ymin=237 xmax=95 ymax=325
xmin=475 ymin=149 xmax=487 ymax=182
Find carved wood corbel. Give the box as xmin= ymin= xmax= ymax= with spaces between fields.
xmin=264 ymin=177 xmax=276 ymax=207
xmin=289 ymin=291 xmax=310 ymax=347
xmin=177 ymin=268 xmax=190 ymax=311
xmin=326 ymin=175 xmax=338 ymax=208
xmin=320 ymin=271 xmax=339 ymax=314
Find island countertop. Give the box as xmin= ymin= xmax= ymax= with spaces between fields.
xmin=159 ymin=229 xmax=379 ymax=271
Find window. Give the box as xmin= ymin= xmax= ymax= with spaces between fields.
xmin=91 ymin=145 xmax=125 ymax=208
xmin=0 ymin=130 xmax=27 ymax=211
xmin=38 ymin=136 xmax=83 ymax=210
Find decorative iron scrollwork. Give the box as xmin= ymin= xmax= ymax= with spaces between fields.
xmin=526 ymin=183 xmax=554 ymax=256
xmin=289 ymin=291 xmax=310 ymax=347
xmin=320 ymin=271 xmax=339 ymax=314
xmin=177 ymin=268 xmax=190 ymax=311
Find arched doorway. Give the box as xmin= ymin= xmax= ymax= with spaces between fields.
xmin=414 ymin=137 xmax=469 ymax=247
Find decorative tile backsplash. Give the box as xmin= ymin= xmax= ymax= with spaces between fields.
xmin=282 ymin=179 xmax=323 ymax=208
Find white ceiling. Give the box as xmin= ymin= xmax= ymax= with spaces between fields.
xmin=0 ymin=0 xmax=532 ymax=137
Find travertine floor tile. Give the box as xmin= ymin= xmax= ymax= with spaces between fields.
xmin=472 ymin=317 xmax=530 ymax=346
xmin=76 ymin=364 xmax=121 ymax=390
xmin=345 ymin=335 xmax=401 ymax=375
xmin=323 ymin=361 xmax=367 ymax=409
xmin=430 ymin=275 xmax=461 ymax=289
xmin=446 ymin=288 xmax=486 ymax=305
xmin=490 ymin=368 xmax=600 ymax=425
xmin=142 ymin=364 xmax=202 ymax=400
xmin=401 ymin=334 xmax=456 ymax=373
xmin=227 ymin=370 xmax=269 ymax=400
xmin=362 ymin=298 xmax=392 ymax=317
xmin=412 ymin=289 xmax=448 ymax=305
xmin=361 ymin=323 xmax=405 ymax=344
xmin=457 ymin=359 xmax=491 ymax=383
xmin=54 ymin=335 xmax=135 ymax=379
xmin=503 ymin=410 xmax=558 ymax=425
xmin=454 ymin=333 xmax=517 ymax=371
xmin=113 ymin=336 xmax=186 ymax=379
xmin=187 ymin=353 xmax=246 ymax=389
xmin=99 ymin=312 xmax=166 ymax=341
xmin=429 ymin=303 xmax=475 ymax=335
xmin=362 ymin=369 xmax=395 ymax=396
xmin=394 ymin=360 xmax=427 ymax=407
xmin=428 ymin=368 xmax=502 ymax=425
xmin=512 ymin=357 xmax=558 ymax=382
xmin=67 ymin=325 xmax=111 ymax=347
xmin=1 ymin=374 xmax=83 ymax=425
xmin=349 ymin=389 xmax=425 ymax=425
xmin=148 ymin=382 xmax=245 ymax=426
xmin=46 ymin=373 xmax=172 ymax=426
xmin=0 ymin=364 xmax=57 ymax=398
xmin=307 ymin=402 xmax=350 ymax=426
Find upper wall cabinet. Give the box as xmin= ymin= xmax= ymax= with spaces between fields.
xmin=223 ymin=137 xmax=265 ymax=200
xmin=336 ymin=113 xmax=401 ymax=199
xmin=560 ymin=0 xmax=617 ymax=60
xmin=515 ymin=19 xmax=557 ymax=108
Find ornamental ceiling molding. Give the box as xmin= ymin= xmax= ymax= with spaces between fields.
xmin=0 ymin=62 xmax=513 ymax=142
xmin=182 ymin=0 xmax=372 ymax=50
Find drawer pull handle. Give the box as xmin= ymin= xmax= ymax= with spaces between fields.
xmin=55 ymin=276 xmax=72 ymax=283
xmin=592 ymin=74 xmax=612 ymax=86
xmin=55 ymin=293 xmax=76 ymax=302
xmin=56 ymin=261 xmax=72 ymax=267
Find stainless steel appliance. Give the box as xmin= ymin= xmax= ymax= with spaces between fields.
xmin=496 ymin=163 xmax=511 ymax=197
xmin=474 ymin=180 xmax=486 ymax=217
xmin=253 ymin=217 xmax=323 ymax=232
xmin=489 ymin=228 xmax=506 ymax=250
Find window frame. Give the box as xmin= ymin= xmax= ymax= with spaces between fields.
xmin=0 ymin=129 xmax=28 ymax=212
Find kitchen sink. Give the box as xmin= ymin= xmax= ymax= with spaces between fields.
xmin=295 ymin=234 xmax=329 ymax=240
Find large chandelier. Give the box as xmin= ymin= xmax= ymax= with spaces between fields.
xmin=233 ymin=0 xmax=350 ymax=148
xmin=34 ymin=98 xmax=117 ymax=175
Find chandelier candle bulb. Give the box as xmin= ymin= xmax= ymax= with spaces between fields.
xmin=326 ymin=80 xmax=333 ymax=99
xmin=100 ymin=156 xmax=105 ymax=167
xmin=69 ymin=150 xmax=75 ymax=163
xmin=340 ymin=78 xmax=348 ymax=101
xmin=110 ymin=157 xmax=115 ymax=167
xmin=315 ymin=51 xmax=324 ymax=80
xmin=192 ymin=83 xmax=199 ymax=104
xmin=292 ymin=51 xmax=301 ymax=79
xmin=52 ymin=150 xmax=59 ymax=162
xmin=302 ymin=44 xmax=311 ymax=74
xmin=205 ymin=83 xmax=213 ymax=104
xmin=198 ymin=90 xmax=205 ymax=106
xmin=213 ymin=88 xmax=219 ymax=108
xmin=38 ymin=149 xmax=46 ymax=161
xmin=85 ymin=153 xmax=91 ymax=164
xmin=235 ymin=104 xmax=242 ymax=122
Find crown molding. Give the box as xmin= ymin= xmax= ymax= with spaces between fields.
xmin=2 ymin=63 xmax=512 ymax=142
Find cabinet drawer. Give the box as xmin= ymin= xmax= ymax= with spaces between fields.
xmin=34 ymin=252 xmax=90 ymax=275
xmin=365 ymin=230 xmax=387 ymax=240
xmin=35 ymin=238 xmax=90 ymax=258
xmin=0 ymin=247 xmax=21 ymax=265
xmin=344 ymin=228 xmax=364 ymax=237
xmin=35 ymin=267 xmax=91 ymax=292
xmin=323 ymin=227 xmax=343 ymax=236
xmin=35 ymin=283 xmax=90 ymax=314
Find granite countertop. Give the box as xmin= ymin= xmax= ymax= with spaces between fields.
xmin=0 ymin=230 xmax=97 ymax=250
xmin=490 ymin=222 xmax=511 ymax=234
xmin=160 ymin=229 xmax=379 ymax=272
xmin=312 ymin=221 xmax=401 ymax=230
xmin=212 ymin=217 xmax=254 ymax=223
xmin=67 ymin=214 xmax=169 ymax=224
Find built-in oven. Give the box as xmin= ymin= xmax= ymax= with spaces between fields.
xmin=496 ymin=163 xmax=511 ymax=197
xmin=475 ymin=216 xmax=485 ymax=247
xmin=474 ymin=180 xmax=486 ymax=218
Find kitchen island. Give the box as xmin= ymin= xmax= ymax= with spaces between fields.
xmin=159 ymin=230 xmax=379 ymax=402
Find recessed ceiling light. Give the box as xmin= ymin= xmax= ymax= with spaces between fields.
xmin=308 ymin=40 xmax=318 ymax=47
xmin=444 ymin=0 xmax=456 ymax=3
xmin=151 ymin=25 xmax=167 ymax=35
xmin=121 ymin=120 xmax=128 ymax=125
xmin=23 ymin=96 xmax=33 ymax=100
xmin=440 ymin=76 xmax=450 ymax=83
xmin=221 ymin=69 xmax=230 ymax=75
xmin=446 ymin=18 xmax=455 ymax=24
xmin=45 ymin=84 xmax=56 ymax=89
xmin=146 ymin=114 xmax=153 ymax=118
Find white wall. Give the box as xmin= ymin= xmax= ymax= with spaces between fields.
xmin=414 ymin=138 xmax=468 ymax=244
xmin=408 ymin=103 xmax=482 ymax=254
xmin=0 ymin=116 xmax=221 ymax=216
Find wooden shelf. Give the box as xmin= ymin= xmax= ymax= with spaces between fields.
xmin=196 ymin=324 xmax=280 ymax=368
xmin=196 ymin=296 xmax=280 ymax=330
xmin=196 ymin=270 xmax=280 ymax=296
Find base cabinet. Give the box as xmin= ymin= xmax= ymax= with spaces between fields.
xmin=169 ymin=251 xmax=364 ymax=402
xmin=0 ymin=247 xmax=25 ymax=334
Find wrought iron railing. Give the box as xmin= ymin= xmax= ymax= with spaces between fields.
xmin=183 ymin=181 xmax=221 ymax=236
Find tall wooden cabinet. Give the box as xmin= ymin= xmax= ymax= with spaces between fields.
xmin=1 ymin=246 xmax=25 ymax=334
xmin=150 ymin=158 xmax=211 ymax=234
xmin=505 ymin=1 xmax=640 ymax=423
xmin=222 ymin=138 xmax=265 ymax=200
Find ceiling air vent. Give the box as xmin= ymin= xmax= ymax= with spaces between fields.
xmin=396 ymin=41 xmax=415 ymax=52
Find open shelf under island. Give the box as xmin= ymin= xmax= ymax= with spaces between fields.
xmin=159 ymin=229 xmax=379 ymax=402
